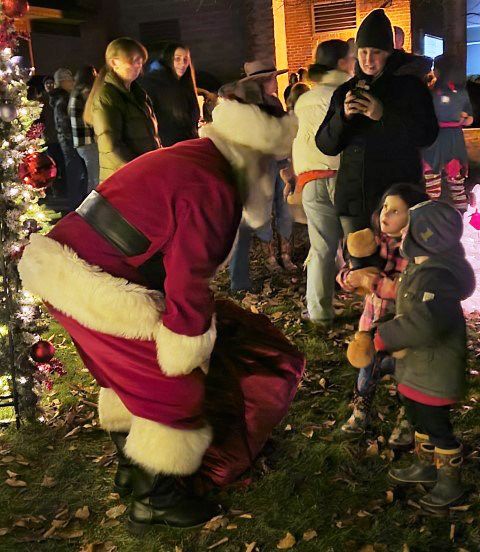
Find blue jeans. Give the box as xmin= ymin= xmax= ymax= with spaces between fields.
xmin=302 ymin=178 xmax=341 ymax=322
xmin=76 ymin=143 xmax=99 ymax=193
xmin=357 ymin=355 xmax=395 ymax=396
xmin=229 ymin=173 xmax=293 ymax=291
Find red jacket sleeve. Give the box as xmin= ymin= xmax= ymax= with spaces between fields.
xmin=155 ymin=193 xmax=238 ymax=376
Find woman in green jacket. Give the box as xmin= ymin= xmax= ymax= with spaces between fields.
xmin=84 ymin=37 xmax=161 ymax=181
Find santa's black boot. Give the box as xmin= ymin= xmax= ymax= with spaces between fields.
xmin=127 ymin=465 xmax=221 ymax=534
xmin=388 ymin=432 xmax=437 ymax=485
xmin=110 ymin=432 xmax=133 ymax=497
xmin=420 ymin=446 xmax=468 ymax=512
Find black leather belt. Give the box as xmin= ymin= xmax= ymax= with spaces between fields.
xmin=76 ymin=191 xmax=166 ymax=292
xmin=76 ymin=190 xmax=150 ymax=256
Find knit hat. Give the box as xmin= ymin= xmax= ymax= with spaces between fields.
xmin=401 ymin=200 xmax=463 ymax=259
xmin=356 ymin=9 xmax=394 ymax=52
xmin=53 ymin=68 xmax=73 ymax=86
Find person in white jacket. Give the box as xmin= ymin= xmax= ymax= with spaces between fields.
xmin=292 ymin=40 xmax=355 ymax=326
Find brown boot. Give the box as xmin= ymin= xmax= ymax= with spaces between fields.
xmin=261 ymin=240 xmax=282 ymax=272
xmin=280 ymin=237 xmax=297 ymax=272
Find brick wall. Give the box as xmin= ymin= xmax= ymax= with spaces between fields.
xmin=284 ymin=0 xmax=412 ymax=72
xmin=243 ymin=0 xmax=276 ymax=63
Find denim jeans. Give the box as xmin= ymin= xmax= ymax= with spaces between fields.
xmin=76 ymin=143 xmax=99 ymax=193
xmin=302 ymin=178 xmax=342 ymax=322
xmin=63 ymin=147 xmax=88 ymax=212
xmin=229 ymin=173 xmax=293 ymax=291
xmin=357 ymin=355 xmax=395 ymax=396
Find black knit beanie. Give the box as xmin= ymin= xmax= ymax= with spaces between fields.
xmin=356 ymin=9 xmax=394 ymax=52
xmin=401 ymin=201 xmax=463 ymax=259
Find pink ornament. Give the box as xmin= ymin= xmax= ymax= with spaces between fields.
xmin=469 ymin=210 xmax=480 ymax=231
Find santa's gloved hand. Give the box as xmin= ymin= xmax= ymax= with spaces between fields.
xmin=347 ymin=331 xmax=375 ymax=369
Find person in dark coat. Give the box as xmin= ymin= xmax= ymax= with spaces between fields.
xmin=373 ymin=201 xmax=475 ymax=511
xmin=68 ymin=65 xmax=99 ymax=194
xmin=140 ymin=42 xmax=200 ymax=147
xmin=316 ymin=9 xmax=439 ymax=235
xmin=39 ymin=76 xmax=65 ymax=196
xmin=84 ymin=37 xmax=160 ymax=181
xmin=393 ymin=26 xmax=432 ymax=82
xmin=50 ymin=68 xmax=87 ymax=211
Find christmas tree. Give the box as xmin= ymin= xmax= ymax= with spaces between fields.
xmin=0 ymin=1 xmax=64 ymax=425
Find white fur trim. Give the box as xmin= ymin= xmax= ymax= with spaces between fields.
xmin=125 ymin=416 xmax=212 ymax=475
xmin=154 ymin=318 xmax=216 ymax=376
xmin=200 ymin=101 xmax=297 ymax=230
xmin=18 ymin=234 xmax=164 ymax=340
xmin=19 ymin=234 xmax=214 ymax=377
xmin=98 ymin=387 xmax=132 ymax=432
xmin=202 ymin=100 xmax=298 ymax=158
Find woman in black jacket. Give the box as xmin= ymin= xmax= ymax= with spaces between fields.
xmin=316 ymin=9 xmax=438 ymax=234
xmin=141 ymin=43 xmax=200 ymax=147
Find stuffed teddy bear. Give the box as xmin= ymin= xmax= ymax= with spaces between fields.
xmin=347 ymin=331 xmax=375 ymax=369
xmin=346 ymin=228 xmax=385 ymax=295
xmin=347 ymin=330 xmax=407 ymax=369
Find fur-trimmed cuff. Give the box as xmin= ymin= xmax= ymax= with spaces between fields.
xmin=98 ymin=388 xmax=132 ymax=432
xmin=18 ymin=234 xmax=164 ymax=340
xmin=125 ymin=416 xmax=212 ymax=475
xmin=154 ymin=319 xmax=216 ymax=376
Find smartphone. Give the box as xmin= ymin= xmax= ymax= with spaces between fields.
xmin=352 ymin=86 xmax=366 ymax=100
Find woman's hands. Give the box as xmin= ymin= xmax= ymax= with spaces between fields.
xmin=279 ymin=165 xmax=296 ymax=202
xmin=344 ymin=87 xmax=384 ymax=121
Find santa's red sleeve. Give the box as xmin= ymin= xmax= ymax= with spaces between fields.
xmin=154 ymin=195 xmax=235 ymax=377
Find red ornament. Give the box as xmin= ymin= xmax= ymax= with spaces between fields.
xmin=470 ymin=210 xmax=480 ymax=231
xmin=18 ymin=152 xmax=57 ymax=189
xmin=2 ymin=0 xmax=29 ymax=18
xmin=30 ymin=340 xmax=55 ymax=363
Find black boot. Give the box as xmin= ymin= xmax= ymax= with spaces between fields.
xmin=388 ymin=432 xmax=437 ymax=485
xmin=110 ymin=432 xmax=133 ymax=497
xmin=127 ymin=465 xmax=221 ymax=534
xmin=420 ymin=446 xmax=468 ymax=511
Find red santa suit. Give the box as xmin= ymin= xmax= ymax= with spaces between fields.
xmin=18 ymin=100 xmax=298 ymax=478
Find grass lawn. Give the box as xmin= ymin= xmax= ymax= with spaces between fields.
xmin=1 ymin=234 xmax=480 ymax=552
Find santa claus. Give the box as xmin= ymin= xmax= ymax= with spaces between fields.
xmin=18 ymin=91 xmax=299 ymax=533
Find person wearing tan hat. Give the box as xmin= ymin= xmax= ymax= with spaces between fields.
xmin=228 ymin=60 xmax=297 ymax=291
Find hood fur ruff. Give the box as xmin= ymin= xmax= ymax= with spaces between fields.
xmin=200 ymin=101 xmax=298 ymax=229
xmin=18 ymin=234 xmax=215 ymax=377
